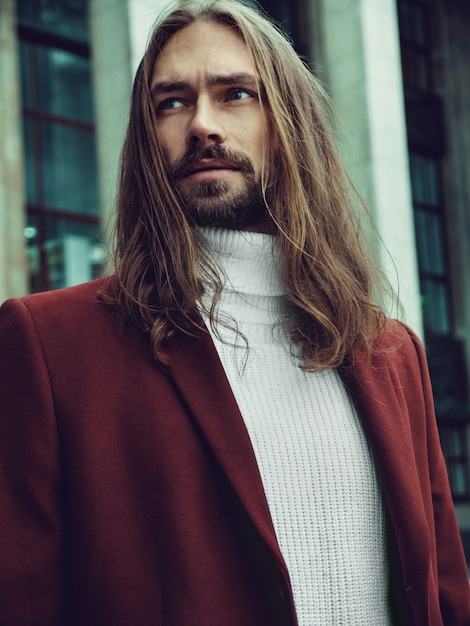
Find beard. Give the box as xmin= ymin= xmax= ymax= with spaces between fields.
xmin=170 ymin=145 xmax=268 ymax=229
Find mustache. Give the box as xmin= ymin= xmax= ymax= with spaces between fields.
xmin=170 ymin=145 xmax=255 ymax=179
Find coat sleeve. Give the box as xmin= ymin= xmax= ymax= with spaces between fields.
xmin=406 ymin=326 xmax=470 ymax=625
xmin=0 ymin=298 xmax=64 ymax=625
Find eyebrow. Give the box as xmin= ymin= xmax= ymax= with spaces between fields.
xmin=150 ymin=72 xmax=258 ymax=97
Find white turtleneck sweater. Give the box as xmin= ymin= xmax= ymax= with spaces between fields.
xmin=199 ymin=227 xmax=393 ymax=626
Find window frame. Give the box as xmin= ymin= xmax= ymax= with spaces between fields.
xmin=17 ymin=3 xmax=101 ymax=294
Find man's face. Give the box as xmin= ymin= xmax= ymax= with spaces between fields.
xmin=150 ymin=20 xmax=268 ymax=230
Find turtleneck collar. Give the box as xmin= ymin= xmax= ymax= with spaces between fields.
xmin=199 ymin=227 xmax=285 ymax=297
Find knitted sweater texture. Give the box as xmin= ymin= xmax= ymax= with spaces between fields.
xmin=200 ymin=227 xmax=393 ymax=626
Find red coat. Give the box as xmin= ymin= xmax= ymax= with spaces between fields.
xmin=0 ymin=278 xmax=469 ymax=625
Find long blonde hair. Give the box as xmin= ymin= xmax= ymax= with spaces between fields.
xmin=105 ymin=0 xmax=390 ymax=370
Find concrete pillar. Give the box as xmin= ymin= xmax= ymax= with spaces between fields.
xmin=89 ymin=0 xmax=171 ymax=251
xmin=315 ymin=0 xmax=423 ymax=336
xmin=127 ymin=0 xmax=171 ymax=74
xmin=89 ymin=0 xmax=133 ymax=247
xmin=0 ymin=0 xmax=27 ymax=302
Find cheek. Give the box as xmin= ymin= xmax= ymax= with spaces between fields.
xmin=156 ymin=123 xmax=184 ymax=165
xmin=159 ymin=137 xmax=175 ymax=165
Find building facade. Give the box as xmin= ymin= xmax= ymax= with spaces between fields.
xmin=1 ymin=0 xmax=469 ymax=560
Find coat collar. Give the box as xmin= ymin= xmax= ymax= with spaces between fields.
xmin=167 ymin=328 xmax=291 ymax=579
xmin=340 ymin=332 xmax=432 ymax=624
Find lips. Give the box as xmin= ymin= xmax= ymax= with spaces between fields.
xmin=182 ymin=158 xmax=240 ymax=178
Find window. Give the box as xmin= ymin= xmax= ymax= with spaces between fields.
xmin=397 ymin=0 xmax=432 ymax=92
xmin=409 ymin=153 xmax=451 ymax=334
xmin=17 ymin=0 xmax=103 ymax=293
xmin=398 ymin=0 xmax=452 ymax=338
xmin=440 ymin=424 xmax=470 ymax=501
xmin=398 ymin=0 xmax=470 ymax=504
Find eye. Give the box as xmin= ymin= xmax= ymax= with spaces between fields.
xmin=226 ymin=88 xmax=253 ymax=102
xmin=157 ymin=97 xmax=185 ymax=111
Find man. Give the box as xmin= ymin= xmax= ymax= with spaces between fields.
xmin=0 ymin=1 xmax=469 ymax=624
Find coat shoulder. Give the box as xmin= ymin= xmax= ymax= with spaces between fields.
xmin=1 ymin=277 xmax=113 ymax=325
xmin=0 ymin=277 xmax=121 ymax=356
xmin=377 ymin=318 xmax=421 ymax=350
xmin=15 ymin=276 xmax=111 ymax=311
xmin=344 ymin=318 xmax=424 ymax=376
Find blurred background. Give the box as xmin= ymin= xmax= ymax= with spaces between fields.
xmin=1 ymin=0 xmax=469 ymax=564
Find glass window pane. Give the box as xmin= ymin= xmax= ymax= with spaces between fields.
xmin=450 ymin=463 xmax=468 ymax=498
xmin=443 ymin=428 xmax=465 ymax=456
xmin=429 ymin=213 xmax=446 ymax=274
xmin=36 ymin=46 xmax=93 ymax=122
xmin=410 ymin=154 xmax=425 ymax=203
xmin=414 ymin=210 xmax=446 ymax=275
xmin=399 ymin=2 xmax=428 ymax=45
xmin=440 ymin=426 xmax=469 ymax=499
xmin=17 ymin=0 xmax=89 ymax=43
xmin=421 ymin=279 xmax=451 ymax=334
xmin=41 ymin=122 xmax=98 ymax=215
xmin=451 ymin=430 xmax=464 ymax=456
xmin=44 ymin=218 xmax=105 ymax=290
xmin=415 ymin=209 xmax=430 ymax=271
xmin=410 ymin=154 xmax=440 ymax=206
xmin=19 ymin=41 xmax=33 ymax=108
xmin=24 ymin=214 xmax=42 ymax=292
xmin=22 ymin=117 xmax=38 ymax=205
xmin=401 ymin=47 xmax=430 ymax=91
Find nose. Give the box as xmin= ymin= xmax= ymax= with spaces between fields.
xmin=187 ymin=98 xmax=226 ymax=147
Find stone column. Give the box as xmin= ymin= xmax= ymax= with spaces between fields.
xmin=314 ymin=0 xmax=423 ymax=335
xmin=89 ymin=0 xmax=133 ymax=253
xmin=89 ymin=0 xmax=172 ymax=257
xmin=0 ymin=0 xmax=27 ymax=302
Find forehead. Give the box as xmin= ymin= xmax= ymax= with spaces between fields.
xmin=151 ymin=20 xmax=257 ymax=85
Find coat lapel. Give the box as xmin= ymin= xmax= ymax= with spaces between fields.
xmin=341 ymin=343 xmax=432 ymax=622
xmin=167 ymin=328 xmax=287 ymax=571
